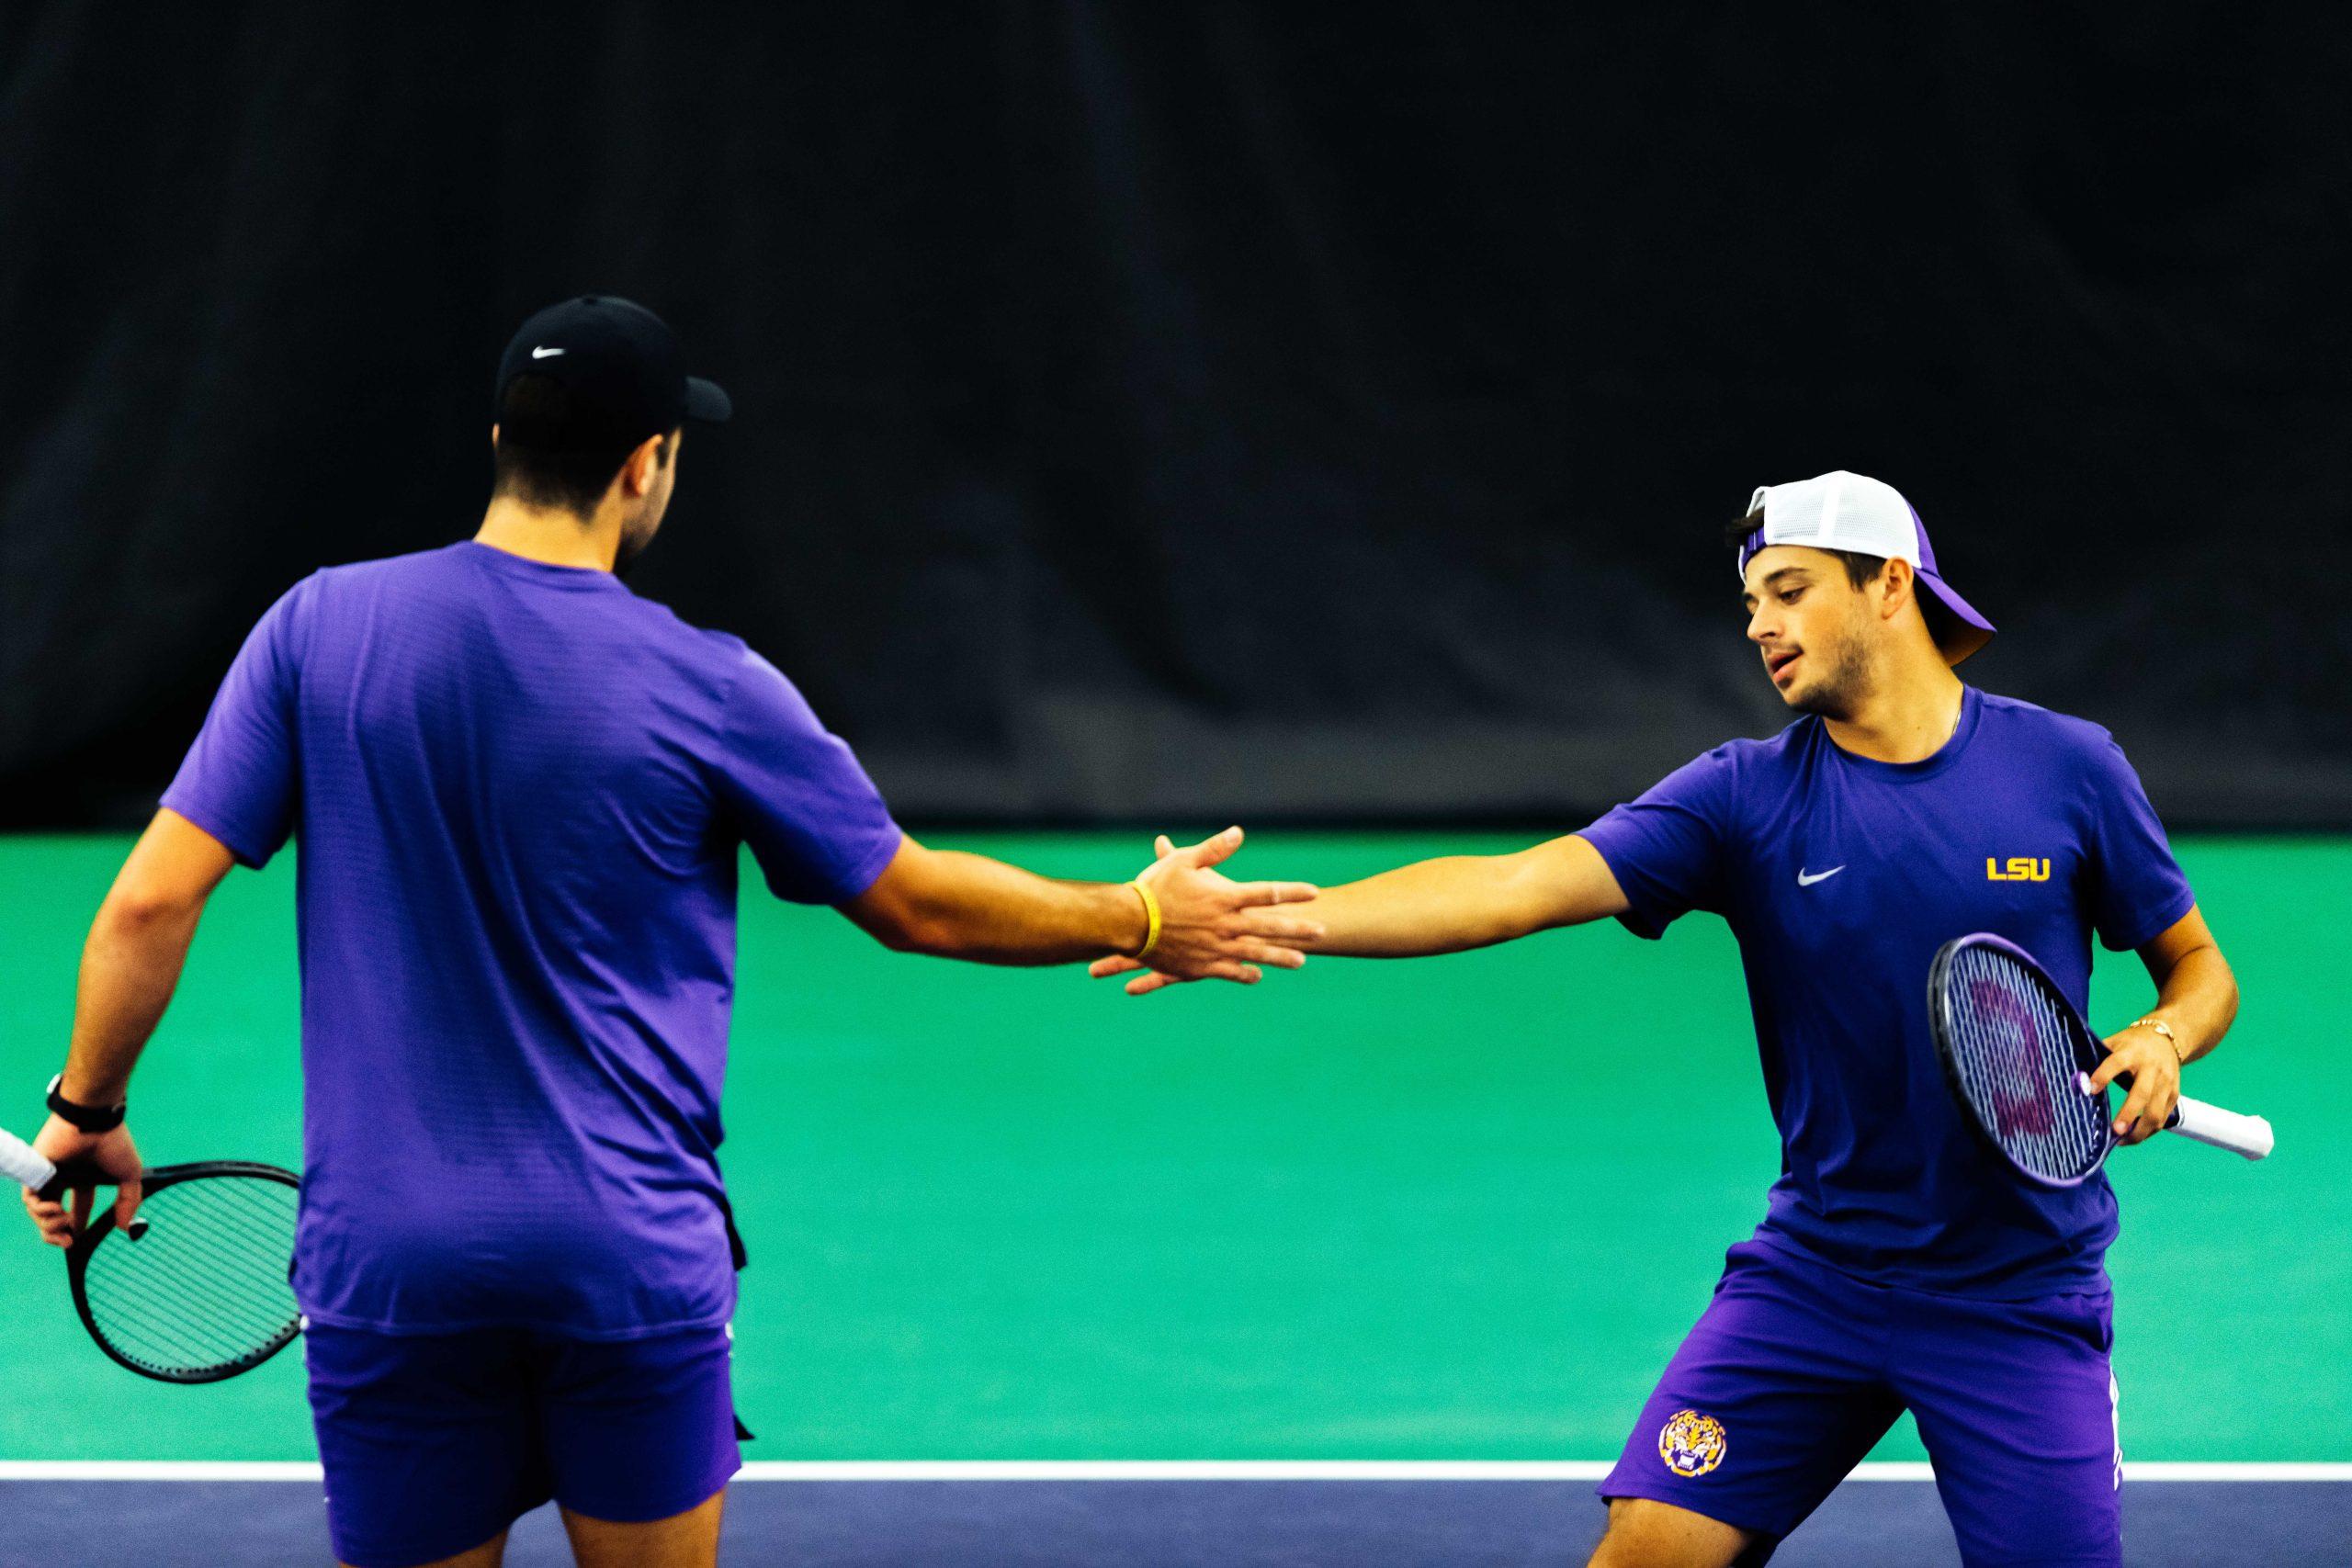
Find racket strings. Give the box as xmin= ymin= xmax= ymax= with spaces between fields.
xmin=85 ymin=1234 xmax=295 ymax=1371
xmin=1943 ymin=947 xmax=2108 ymax=1182
xmin=86 ymin=1235 xmax=295 ymax=1369
xmin=90 ymin=1217 xmax=295 ymax=1348
xmin=80 ymin=1175 xmax=300 ymax=1377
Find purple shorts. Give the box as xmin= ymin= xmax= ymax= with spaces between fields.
xmin=305 ymin=1321 xmax=741 ymax=1568
xmin=1600 ymin=1239 xmax=2120 ymax=1567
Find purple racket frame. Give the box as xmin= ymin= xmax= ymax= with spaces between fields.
xmin=1928 ymin=931 xmax=2114 ymax=1189
xmin=1930 ymin=932 xmax=2274 ymax=1186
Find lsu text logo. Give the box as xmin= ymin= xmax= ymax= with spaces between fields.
xmin=1986 ymin=857 xmax=2051 ymax=883
xmin=1657 ymin=1409 xmax=1728 ymax=1478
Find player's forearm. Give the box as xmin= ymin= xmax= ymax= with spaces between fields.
xmin=1301 ymin=858 xmax=1522 ymax=956
xmin=2142 ymin=942 xmax=2238 ymax=1066
xmin=1302 ymin=854 xmax=1545 ymax=956
xmin=883 ymin=849 xmax=1147 ymax=965
xmin=59 ymin=893 xmax=206 ymax=1105
xmin=1306 ymin=835 xmax=1631 ymax=958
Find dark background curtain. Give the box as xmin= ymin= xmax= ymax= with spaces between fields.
xmin=4 ymin=3 xmax=2346 ymax=829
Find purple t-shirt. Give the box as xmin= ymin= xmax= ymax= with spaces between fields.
xmin=1577 ymin=686 xmax=2194 ymax=1297
xmin=163 ymin=542 xmax=904 ymax=1338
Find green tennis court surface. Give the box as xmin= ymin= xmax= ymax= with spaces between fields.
xmin=1 ymin=832 xmax=2343 ymax=1467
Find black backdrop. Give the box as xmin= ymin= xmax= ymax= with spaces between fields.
xmin=4 ymin=3 xmax=2347 ymax=829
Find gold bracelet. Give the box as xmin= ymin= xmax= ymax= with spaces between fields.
xmin=2130 ymin=1017 xmax=2184 ymax=1065
xmin=1128 ymin=879 xmax=1162 ymax=959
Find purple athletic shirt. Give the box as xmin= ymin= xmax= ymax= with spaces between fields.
xmin=162 ymin=541 xmax=905 ymax=1338
xmin=1577 ymin=685 xmax=2195 ymax=1297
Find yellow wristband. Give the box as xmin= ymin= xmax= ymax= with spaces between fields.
xmin=1129 ymin=879 xmax=1162 ymax=959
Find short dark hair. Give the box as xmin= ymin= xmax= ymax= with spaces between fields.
xmin=1724 ymin=511 xmax=1884 ymax=591
xmin=492 ymin=374 xmax=672 ymax=514
xmin=1726 ymin=509 xmax=1963 ymax=647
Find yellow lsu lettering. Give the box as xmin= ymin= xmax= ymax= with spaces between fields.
xmin=1985 ymin=857 xmax=2052 ymax=883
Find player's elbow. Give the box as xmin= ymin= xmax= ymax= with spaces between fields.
xmin=2212 ymin=963 xmax=2242 ymax=1043
xmin=2175 ymin=940 xmax=2240 ymax=1054
xmin=872 ymin=910 xmax=955 ymax=957
xmin=1491 ymin=844 xmax=1600 ymax=940
xmin=851 ymin=894 xmax=962 ymax=958
xmin=2192 ymin=939 xmax=2239 ymax=1022
xmin=841 ymin=839 xmax=987 ymax=959
xmin=99 ymin=877 xmax=208 ymax=932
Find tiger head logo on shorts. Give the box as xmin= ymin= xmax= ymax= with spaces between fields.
xmin=1657 ymin=1409 xmax=1727 ymax=1477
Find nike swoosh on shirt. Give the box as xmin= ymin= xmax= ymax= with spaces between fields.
xmin=530 ymin=345 xmax=565 ymax=358
xmin=1797 ymin=866 xmax=1845 ymax=886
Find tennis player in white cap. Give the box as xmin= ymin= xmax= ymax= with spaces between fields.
xmin=1099 ymin=472 xmax=2240 ymax=1568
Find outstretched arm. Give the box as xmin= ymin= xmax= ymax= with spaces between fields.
xmin=23 ymin=808 xmax=235 ymax=1247
xmin=842 ymin=826 xmax=1324 ymax=983
xmin=1091 ymin=831 xmax=1630 ymax=995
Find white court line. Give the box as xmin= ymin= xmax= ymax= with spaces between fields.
xmin=1 ymin=1461 xmax=2346 ymax=1483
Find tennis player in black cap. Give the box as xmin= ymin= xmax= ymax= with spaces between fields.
xmin=483 ymin=294 xmax=733 ymax=572
xmin=23 ymin=296 xmax=1322 ymax=1568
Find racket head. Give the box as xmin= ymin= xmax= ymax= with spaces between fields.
xmin=65 ymin=1160 xmax=302 ymax=1384
xmin=1928 ymin=934 xmax=2112 ymax=1188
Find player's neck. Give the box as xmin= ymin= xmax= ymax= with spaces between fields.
xmin=474 ymin=495 xmax=622 ymax=572
xmin=1821 ymin=658 xmax=1966 ymax=764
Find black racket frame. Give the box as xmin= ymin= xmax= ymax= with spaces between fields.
xmin=64 ymin=1159 xmax=303 ymax=1384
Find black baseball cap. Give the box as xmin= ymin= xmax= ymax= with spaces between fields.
xmin=493 ymin=295 xmax=730 ymax=452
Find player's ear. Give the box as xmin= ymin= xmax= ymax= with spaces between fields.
xmin=622 ymin=433 xmax=663 ymax=496
xmin=1880 ymin=557 xmax=1915 ymax=623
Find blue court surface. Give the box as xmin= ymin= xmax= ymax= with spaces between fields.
xmin=2 ymin=1463 xmax=2344 ymax=1565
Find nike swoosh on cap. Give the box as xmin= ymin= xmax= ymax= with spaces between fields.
xmin=1797 ymin=866 xmax=1845 ymax=886
xmin=530 ymin=345 xmax=565 ymax=358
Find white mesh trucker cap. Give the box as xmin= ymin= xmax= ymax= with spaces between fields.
xmin=1735 ymin=470 xmax=1995 ymax=666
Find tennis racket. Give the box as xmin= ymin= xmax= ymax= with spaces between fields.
xmin=1928 ymin=932 xmax=2273 ymax=1188
xmin=3 ymin=1125 xmax=302 ymax=1382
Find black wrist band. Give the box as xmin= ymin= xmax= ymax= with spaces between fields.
xmin=45 ymin=1074 xmax=126 ymax=1134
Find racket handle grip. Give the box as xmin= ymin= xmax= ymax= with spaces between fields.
xmin=0 ymin=1127 xmax=60 ymax=1194
xmin=2165 ymin=1096 xmax=2274 ymax=1160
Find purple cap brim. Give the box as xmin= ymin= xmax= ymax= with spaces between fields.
xmin=1918 ymin=570 xmax=1995 ymax=666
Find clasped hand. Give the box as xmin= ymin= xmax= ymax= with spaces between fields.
xmin=1107 ymin=829 xmax=1322 ymax=995
xmin=1105 ymin=827 xmax=1326 ymax=1001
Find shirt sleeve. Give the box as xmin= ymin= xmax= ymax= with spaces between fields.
xmin=712 ymin=648 xmax=904 ymax=905
xmin=1573 ymin=744 xmax=1740 ymax=940
xmin=2080 ymin=730 xmax=2196 ymax=952
xmin=158 ymin=581 xmax=308 ymax=868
